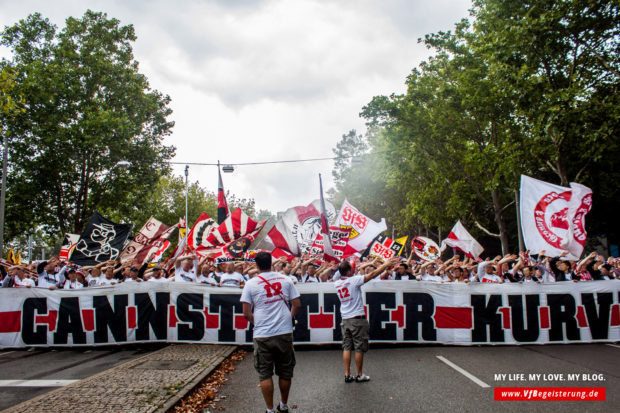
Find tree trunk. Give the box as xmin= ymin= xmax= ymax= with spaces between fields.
xmin=491 ymin=188 xmax=510 ymax=255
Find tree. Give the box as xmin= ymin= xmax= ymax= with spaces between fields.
xmin=471 ymin=0 xmax=620 ymax=236
xmin=331 ymin=1 xmax=620 ymax=255
xmin=0 ymin=11 xmax=175 ymax=241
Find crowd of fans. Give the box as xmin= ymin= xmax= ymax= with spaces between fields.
xmin=1 ymin=248 xmax=619 ymax=289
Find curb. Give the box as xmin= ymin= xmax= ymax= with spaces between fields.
xmin=156 ymin=346 xmax=237 ymax=413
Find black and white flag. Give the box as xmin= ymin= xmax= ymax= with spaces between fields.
xmin=70 ymin=212 xmax=133 ymax=266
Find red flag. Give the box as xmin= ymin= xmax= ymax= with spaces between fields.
xmin=217 ymin=167 xmax=230 ymax=224
xmin=187 ymin=212 xmax=217 ymax=251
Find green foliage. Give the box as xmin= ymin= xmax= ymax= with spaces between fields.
xmin=0 ymin=11 xmax=175 ymax=239
xmin=331 ymin=0 xmax=620 ymax=255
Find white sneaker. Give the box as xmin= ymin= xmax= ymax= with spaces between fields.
xmin=355 ymin=374 xmax=370 ymax=382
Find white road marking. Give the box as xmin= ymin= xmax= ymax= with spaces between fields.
xmin=0 ymin=379 xmax=78 ymax=387
xmin=436 ymin=355 xmax=490 ymax=388
xmin=606 ymin=344 xmax=620 ymax=349
xmin=0 ymin=351 xmax=15 ymax=356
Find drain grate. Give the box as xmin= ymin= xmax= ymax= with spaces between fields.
xmin=134 ymin=360 xmax=198 ymax=370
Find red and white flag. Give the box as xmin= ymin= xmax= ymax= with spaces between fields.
xmin=334 ymin=199 xmax=387 ymax=252
xmin=308 ymin=226 xmax=352 ymax=264
xmin=186 ymin=212 xmax=217 ymax=251
xmin=520 ymin=175 xmax=592 ymax=260
xmin=264 ymin=200 xmax=336 ymax=256
xmin=202 ymin=208 xmax=266 ymax=248
xmin=59 ymin=234 xmax=80 ymax=261
xmin=440 ymin=221 xmax=484 ymax=260
xmin=151 ymin=240 xmax=171 ymax=263
xmin=217 ymin=167 xmax=230 ymax=224
xmin=197 ymin=225 xmax=265 ymax=259
xmin=120 ymin=217 xmax=176 ymax=265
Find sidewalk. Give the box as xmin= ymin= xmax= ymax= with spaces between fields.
xmin=3 ymin=344 xmax=236 ymax=413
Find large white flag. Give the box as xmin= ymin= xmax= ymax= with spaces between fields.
xmin=264 ymin=200 xmax=336 ymax=256
xmin=440 ymin=221 xmax=484 ymax=259
xmin=334 ymin=199 xmax=387 ymax=252
xmin=520 ymin=175 xmax=592 ymax=260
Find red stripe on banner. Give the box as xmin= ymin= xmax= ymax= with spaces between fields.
xmin=499 ymin=307 xmax=511 ymax=329
xmin=168 ymin=305 xmax=178 ymax=328
xmin=0 ymin=311 xmax=21 ymax=333
xmin=390 ymin=305 xmax=405 ymax=328
xmin=35 ymin=310 xmax=58 ymax=332
xmin=434 ymin=307 xmax=472 ymax=329
xmin=127 ymin=306 xmax=137 ymax=329
xmin=539 ymin=307 xmax=550 ymax=329
xmin=364 ymin=305 xmax=368 ymax=319
xmin=309 ymin=309 xmax=334 ymax=329
xmin=576 ymin=306 xmax=588 ymax=328
xmin=204 ymin=308 xmax=219 ymax=329
xmin=611 ymin=304 xmax=620 ymax=326
xmin=234 ymin=315 xmax=248 ymax=330
xmin=81 ymin=309 xmax=95 ymax=331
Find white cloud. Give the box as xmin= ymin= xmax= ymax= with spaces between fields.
xmin=0 ymin=0 xmax=471 ymax=215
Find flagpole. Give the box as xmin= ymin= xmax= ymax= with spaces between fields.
xmin=184 ymin=165 xmax=189 ymax=235
xmin=515 ymin=189 xmax=524 ymax=252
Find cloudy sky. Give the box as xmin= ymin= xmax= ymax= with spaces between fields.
xmin=0 ymin=0 xmax=471 ymax=214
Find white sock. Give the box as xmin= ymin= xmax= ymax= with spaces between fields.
xmin=280 ymin=401 xmax=288 ymax=409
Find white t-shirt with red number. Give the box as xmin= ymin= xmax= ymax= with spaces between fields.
xmin=240 ymin=271 xmax=300 ymax=339
xmin=334 ymin=275 xmax=366 ymax=320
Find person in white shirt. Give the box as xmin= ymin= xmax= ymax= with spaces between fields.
xmin=13 ymin=267 xmax=35 ymax=288
xmin=334 ymin=257 xmax=399 ymax=383
xmin=219 ymin=262 xmax=245 ymax=288
xmin=173 ymin=255 xmax=198 ymax=283
xmin=241 ymin=252 xmax=300 ymax=413
xmin=36 ymin=257 xmax=66 ymax=289
xmin=478 ymin=260 xmax=503 ymax=283
xmin=123 ymin=267 xmax=142 ymax=283
xmin=63 ymin=269 xmax=84 ymax=289
xmin=147 ymin=266 xmax=169 ymax=282
xmin=97 ymin=267 xmax=119 ymax=286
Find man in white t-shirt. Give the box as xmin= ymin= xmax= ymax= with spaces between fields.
xmin=173 ymin=256 xmax=198 ymax=283
xmin=219 ymin=262 xmax=245 ymax=288
xmin=146 ymin=266 xmax=168 ymax=282
xmin=36 ymin=257 xmax=67 ymax=289
xmin=241 ymin=252 xmax=300 ymax=413
xmin=13 ymin=267 xmax=35 ymax=288
xmin=478 ymin=260 xmax=503 ymax=283
xmin=334 ymin=257 xmax=398 ymax=383
xmin=63 ymin=269 xmax=84 ymax=289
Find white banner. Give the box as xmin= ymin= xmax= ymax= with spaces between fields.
xmin=1 ymin=281 xmax=618 ymax=348
xmin=520 ymin=175 xmax=592 ymax=260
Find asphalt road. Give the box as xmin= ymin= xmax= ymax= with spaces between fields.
xmin=217 ymin=343 xmax=620 ymax=413
xmin=0 ymin=344 xmax=165 ymax=411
